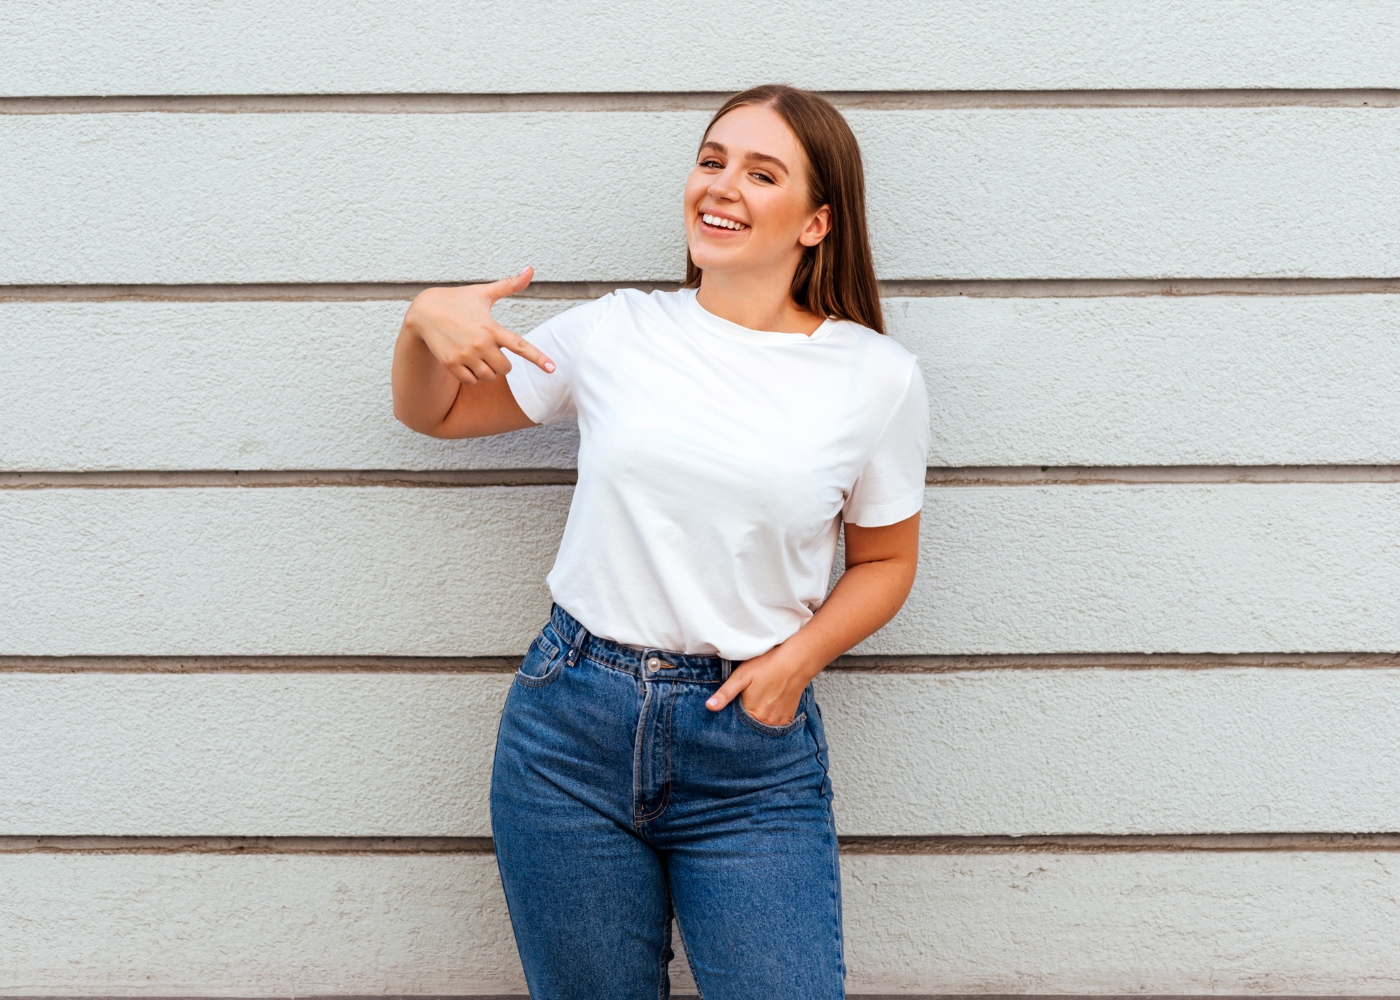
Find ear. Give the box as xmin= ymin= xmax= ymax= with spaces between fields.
xmin=799 ymin=204 xmax=832 ymax=247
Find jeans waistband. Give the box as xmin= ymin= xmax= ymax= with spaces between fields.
xmin=549 ymin=603 xmax=738 ymax=683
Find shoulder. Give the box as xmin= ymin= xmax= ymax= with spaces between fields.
xmin=525 ymin=289 xmax=625 ymax=347
xmin=825 ymin=318 xmax=921 ymax=391
xmin=563 ymin=286 xmax=676 ymax=327
xmin=613 ymin=285 xmax=691 ymax=318
xmin=548 ymin=289 xmax=623 ymax=327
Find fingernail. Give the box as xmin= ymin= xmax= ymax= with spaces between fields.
xmin=706 ymin=696 xmax=720 ymax=708
xmin=543 ymin=361 xmax=555 ymax=373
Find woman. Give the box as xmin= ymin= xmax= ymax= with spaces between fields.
xmin=392 ymin=85 xmax=928 ymax=1000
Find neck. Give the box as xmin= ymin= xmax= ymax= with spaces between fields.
xmin=694 ymin=265 xmax=823 ymax=335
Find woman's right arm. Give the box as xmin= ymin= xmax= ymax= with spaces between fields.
xmin=391 ymin=266 xmax=556 ymax=439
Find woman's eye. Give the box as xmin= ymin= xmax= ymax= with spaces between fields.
xmin=699 ymin=158 xmax=723 ymax=168
xmin=752 ymin=172 xmax=774 ymax=184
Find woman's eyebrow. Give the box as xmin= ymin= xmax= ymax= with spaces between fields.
xmin=742 ymin=151 xmax=788 ymax=172
xmin=698 ymin=140 xmax=788 ymax=173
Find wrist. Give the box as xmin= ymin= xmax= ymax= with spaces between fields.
xmin=768 ymin=641 xmax=826 ymax=685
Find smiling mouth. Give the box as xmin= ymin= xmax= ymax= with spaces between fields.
xmin=700 ymin=212 xmax=750 ymax=232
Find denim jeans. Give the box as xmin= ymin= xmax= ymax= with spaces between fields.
xmin=490 ymin=604 xmax=845 ymax=999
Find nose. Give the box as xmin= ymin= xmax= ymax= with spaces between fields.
xmin=707 ymin=166 xmax=741 ymax=202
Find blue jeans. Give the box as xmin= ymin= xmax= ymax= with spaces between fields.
xmin=491 ymin=604 xmax=845 ymax=999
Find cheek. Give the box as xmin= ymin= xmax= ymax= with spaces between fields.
xmin=749 ymin=190 xmax=807 ymax=241
xmin=682 ymin=173 xmax=707 ymax=212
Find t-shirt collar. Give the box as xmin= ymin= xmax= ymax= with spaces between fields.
xmin=681 ymin=288 xmax=835 ymax=346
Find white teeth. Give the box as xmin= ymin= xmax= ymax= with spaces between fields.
xmin=703 ymin=213 xmax=744 ymax=230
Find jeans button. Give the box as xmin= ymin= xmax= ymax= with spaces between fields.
xmin=646 ymin=657 xmax=661 ymax=672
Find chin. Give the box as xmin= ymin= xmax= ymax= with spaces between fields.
xmin=688 ymin=245 xmax=745 ymax=273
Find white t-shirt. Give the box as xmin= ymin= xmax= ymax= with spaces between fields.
xmin=506 ymin=287 xmax=929 ymax=661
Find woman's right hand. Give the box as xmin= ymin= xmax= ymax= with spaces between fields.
xmin=404 ymin=266 xmax=555 ymax=385
xmin=392 ymin=267 xmax=555 ymax=438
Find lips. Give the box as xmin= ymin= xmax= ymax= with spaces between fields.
xmin=700 ymin=211 xmax=749 ymax=232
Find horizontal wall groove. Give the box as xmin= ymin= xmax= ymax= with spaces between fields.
xmin=841 ymin=834 xmax=1400 ymax=854
xmin=8 ymin=278 xmax=1400 ymax=302
xmin=5 ymin=89 xmax=1400 ymax=115
xmin=0 ymin=836 xmax=497 ymax=855
xmin=835 ymin=652 xmax=1400 ymax=671
xmin=7 ymin=652 xmax=1400 ymax=673
xmin=6 ymin=834 xmax=1400 ymax=855
xmin=0 ymin=470 xmax=578 ymax=489
xmin=6 ymin=467 xmax=1400 ymax=490
xmin=0 ymin=655 xmax=527 ymax=672
xmin=926 ymin=466 xmax=1400 ymax=485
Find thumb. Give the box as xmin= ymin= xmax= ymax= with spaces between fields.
xmin=481 ymin=265 xmax=534 ymax=302
xmin=706 ymin=671 xmax=749 ymax=712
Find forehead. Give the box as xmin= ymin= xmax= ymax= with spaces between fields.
xmin=704 ymin=104 xmax=803 ymax=165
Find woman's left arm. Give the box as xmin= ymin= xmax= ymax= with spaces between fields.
xmin=706 ymin=512 xmax=921 ymax=725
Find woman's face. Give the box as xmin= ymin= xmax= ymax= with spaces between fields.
xmin=683 ymin=104 xmax=831 ymax=279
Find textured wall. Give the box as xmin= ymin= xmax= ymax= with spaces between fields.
xmin=5 ymin=2 xmax=1400 ymax=995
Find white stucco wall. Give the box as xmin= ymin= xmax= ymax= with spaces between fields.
xmin=4 ymin=2 xmax=1397 ymax=995
xmin=7 ymin=295 xmax=1400 ymax=470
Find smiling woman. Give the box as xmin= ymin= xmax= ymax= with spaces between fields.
xmin=684 ymin=85 xmax=884 ymax=336
xmin=391 ymin=84 xmax=928 ymax=1000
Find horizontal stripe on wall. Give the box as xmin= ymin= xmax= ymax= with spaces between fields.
xmin=3 ymin=670 xmax=1399 ymax=837
xmin=8 ymin=109 xmax=1400 ymax=283
xmin=11 ymin=277 xmax=1400 ymax=300
xmin=9 ymin=91 xmax=1400 ymax=114
xmin=5 ymin=484 xmax=1400 ymax=656
xmin=6 ymin=294 xmax=1400 ymax=470
xmin=10 ymin=468 xmax=1400 ymax=490
xmin=8 ymin=651 xmax=1400 ymax=673
xmin=10 ymin=833 xmax=1400 ymax=854
xmin=1 ymin=486 xmax=568 ymax=657
xmin=3 ymin=1 xmax=1400 ymax=94
xmin=4 ymin=851 xmax=1400 ymax=995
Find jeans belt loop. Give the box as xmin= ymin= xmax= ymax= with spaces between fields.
xmin=566 ymin=622 xmax=590 ymax=667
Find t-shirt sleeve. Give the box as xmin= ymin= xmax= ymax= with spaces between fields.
xmin=842 ymin=361 xmax=930 ymax=527
xmin=504 ymin=294 xmax=612 ymax=425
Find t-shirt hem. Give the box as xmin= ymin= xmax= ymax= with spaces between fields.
xmin=844 ymin=490 xmax=926 ymax=528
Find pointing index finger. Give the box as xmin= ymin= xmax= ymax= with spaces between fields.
xmin=498 ymin=328 xmax=555 ymax=374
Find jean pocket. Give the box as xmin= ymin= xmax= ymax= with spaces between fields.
xmin=515 ymin=629 xmax=566 ymax=688
xmin=736 ymin=695 xmax=808 ymax=737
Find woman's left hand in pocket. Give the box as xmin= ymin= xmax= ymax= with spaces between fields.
xmin=705 ymin=645 xmax=815 ymax=727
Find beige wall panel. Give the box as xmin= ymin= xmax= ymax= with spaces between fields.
xmin=0 ymin=299 xmax=581 ymax=472
xmin=6 ymin=484 xmax=1400 ymax=656
xmin=3 ymin=1 xmax=1399 ymax=94
xmin=0 ymin=853 xmax=526 ymax=996
xmin=840 ymin=851 xmax=1400 ymax=994
xmin=818 ymin=669 xmax=1400 ymax=836
xmin=0 ymin=673 xmax=511 ymax=837
xmin=0 ymin=486 xmax=569 ymax=656
xmin=873 ymin=482 xmax=1400 ymax=656
xmin=7 ymin=109 xmax=1400 ymax=283
xmin=9 ymin=294 xmax=1400 ymax=471
xmin=898 ymin=294 xmax=1400 ymax=467
xmin=4 ymin=669 xmax=1399 ymax=837
xmin=4 ymin=851 xmax=1400 ymax=995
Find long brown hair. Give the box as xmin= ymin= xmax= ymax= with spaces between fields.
xmin=683 ymin=84 xmax=884 ymax=334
